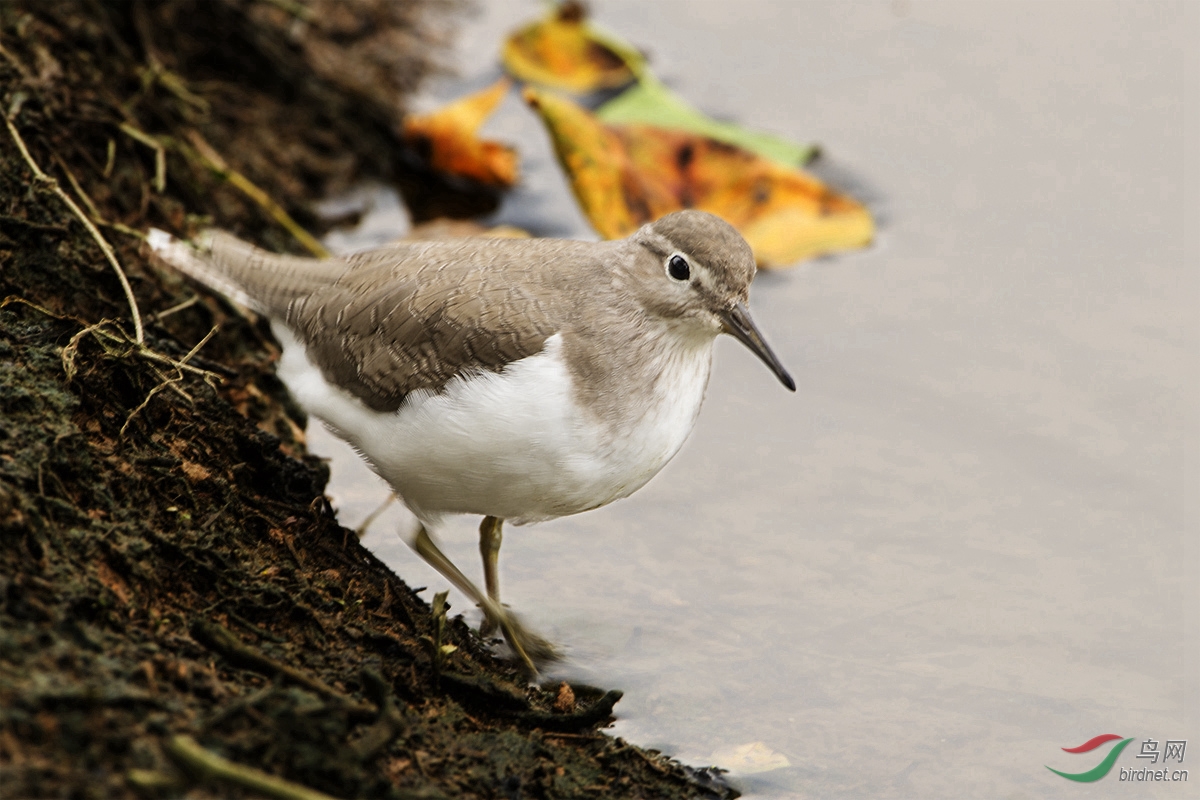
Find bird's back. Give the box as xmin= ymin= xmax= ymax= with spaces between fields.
xmin=150 ymin=230 xmax=629 ymax=411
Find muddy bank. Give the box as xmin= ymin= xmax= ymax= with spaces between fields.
xmin=0 ymin=2 xmax=735 ymax=797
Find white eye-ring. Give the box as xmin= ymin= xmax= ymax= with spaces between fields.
xmin=667 ymin=253 xmax=691 ymax=282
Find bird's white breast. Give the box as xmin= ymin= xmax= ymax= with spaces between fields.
xmin=273 ymin=326 xmax=713 ymax=527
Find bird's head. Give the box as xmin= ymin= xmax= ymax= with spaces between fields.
xmin=628 ymin=210 xmax=795 ymax=391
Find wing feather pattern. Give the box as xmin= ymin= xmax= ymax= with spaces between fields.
xmin=153 ymin=230 xmax=612 ymax=412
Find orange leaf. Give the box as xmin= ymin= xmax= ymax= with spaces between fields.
xmin=524 ymin=88 xmax=873 ymax=267
xmin=402 ymin=78 xmax=518 ymax=188
xmin=502 ymin=1 xmax=642 ymax=94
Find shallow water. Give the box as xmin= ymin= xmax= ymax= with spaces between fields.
xmin=307 ymin=2 xmax=1199 ymax=797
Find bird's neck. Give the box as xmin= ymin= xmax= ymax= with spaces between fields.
xmin=564 ymin=316 xmax=716 ymax=435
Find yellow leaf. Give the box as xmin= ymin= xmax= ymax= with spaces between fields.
xmin=522 ymin=87 xmax=639 ymax=239
xmin=524 ymin=88 xmax=873 ymax=268
xmin=402 ymin=78 xmax=518 ymax=188
xmin=502 ymin=1 xmax=643 ymax=94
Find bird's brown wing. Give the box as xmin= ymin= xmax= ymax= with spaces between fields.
xmin=279 ymin=237 xmax=598 ymax=412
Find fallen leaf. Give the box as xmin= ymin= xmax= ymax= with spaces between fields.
xmin=402 ymin=78 xmax=518 ymax=188
xmin=553 ymin=681 xmax=576 ymax=713
xmin=597 ymin=74 xmax=818 ymax=167
xmin=524 ymin=88 xmax=873 ymax=267
xmin=502 ymin=1 xmax=643 ymax=94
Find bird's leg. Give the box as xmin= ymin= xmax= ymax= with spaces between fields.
xmin=409 ymin=524 xmax=557 ymax=674
xmin=354 ymin=492 xmax=397 ymax=538
xmin=478 ymin=515 xmax=503 ymax=637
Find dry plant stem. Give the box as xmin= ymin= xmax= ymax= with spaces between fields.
xmin=118 ymin=122 xmax=166 ymax=192
xmin=180 ymin=324 xmax=218 ymax=365
xmin=53 ymin=153 xmax=147 ymax=242
xmin=136 ymin=342 xmax=220 ymax=380
xmin=51 ymin=313 xmax=219 ymax=405
xmin=120 ymin=325 xmax=216 ymax=436
xmin=166 ymin=735 xmax=341 ymax=800
xmin=183 ymin=129 xmax=331 ymax=258
xmin=4 ymin=116 xmax=145 ymax=344
xmin=52 ymin=153 xmax=101 ymax=219
xmin=153 ymin=295 xmax=200 ymax=321
xmin=134 ymin=55 xmax=211 ymax=116
xmin=103 ymin=138 xmax=116 ymax=178
xmin=125 ymin=768 xmax=182 ymax=790
xmin=119 ymin=375 xmax=178 ymax=437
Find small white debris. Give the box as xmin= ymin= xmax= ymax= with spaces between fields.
xmin=711 ymin=741 xmax=791 ymax=774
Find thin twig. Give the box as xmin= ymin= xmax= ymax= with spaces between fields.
xmin=166 ymin=735 xmax=342 ymax=800
xmin=136 ymin=346 xmax=221 ymax=380
xmin=119 ymin=325 xmax=215 ymax=436
xmin=125 ymin=768 xmax=182 ymax=791
xmin=152 ymin=295 xmax=200 ymax=321
xmin=53 ymin=152 xmax=147 ymax=243
xmin=1 ymin=295 xmax=66 ymax=320
xmin=182 ymin=129 xmax=330 ymax=258
xmin=96 ymin=219 xmax=147 ymax=241
xmin=55 ymin=316 xmax=219 ymax=389
xmin=119 ymin=122 xmax=166 ymax=193
xmin=180 ymin=324 xmax=218 ymax=365
xmin=119 ymin=377 xmax=177 ymax=437
xmin=61 ymin=320 xmax=132 ymax=382
xmin=52 ymin=153 xmax=102 ymax=219
xmin=152 ymin=363 xmax=195 ymax=404
xmin=5 ymin=116 xmax=145 ymax=344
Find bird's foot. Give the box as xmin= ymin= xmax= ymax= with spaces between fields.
xmin=484 ymin=604 xmax=560 ymax=674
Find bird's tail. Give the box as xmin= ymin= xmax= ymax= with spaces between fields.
xmin=147 ymin=229 xmax=339 ymax=316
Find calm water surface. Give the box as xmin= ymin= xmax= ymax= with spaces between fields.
xmin=308 ymin=3 xmax=1199 ymax=797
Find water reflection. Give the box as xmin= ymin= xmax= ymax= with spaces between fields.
xmin=308 ymin=3 xmax=1197 ymax=797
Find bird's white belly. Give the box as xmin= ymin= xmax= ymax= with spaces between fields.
xmin=273 ymin=328 xmax=711 ymax=526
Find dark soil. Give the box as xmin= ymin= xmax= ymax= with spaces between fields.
xmin=0 ymin=2 xmax=737 ymax=798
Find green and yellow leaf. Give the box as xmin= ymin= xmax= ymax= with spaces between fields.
xmin=524 ymin=88 xmax=872 ymax=268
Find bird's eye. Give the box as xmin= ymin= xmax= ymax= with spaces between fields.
xmin=667 ymin=254 xmax=691 ymax=282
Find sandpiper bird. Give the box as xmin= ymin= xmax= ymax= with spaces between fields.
xmin=149 ymin=210 xmax=794 ymax=671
